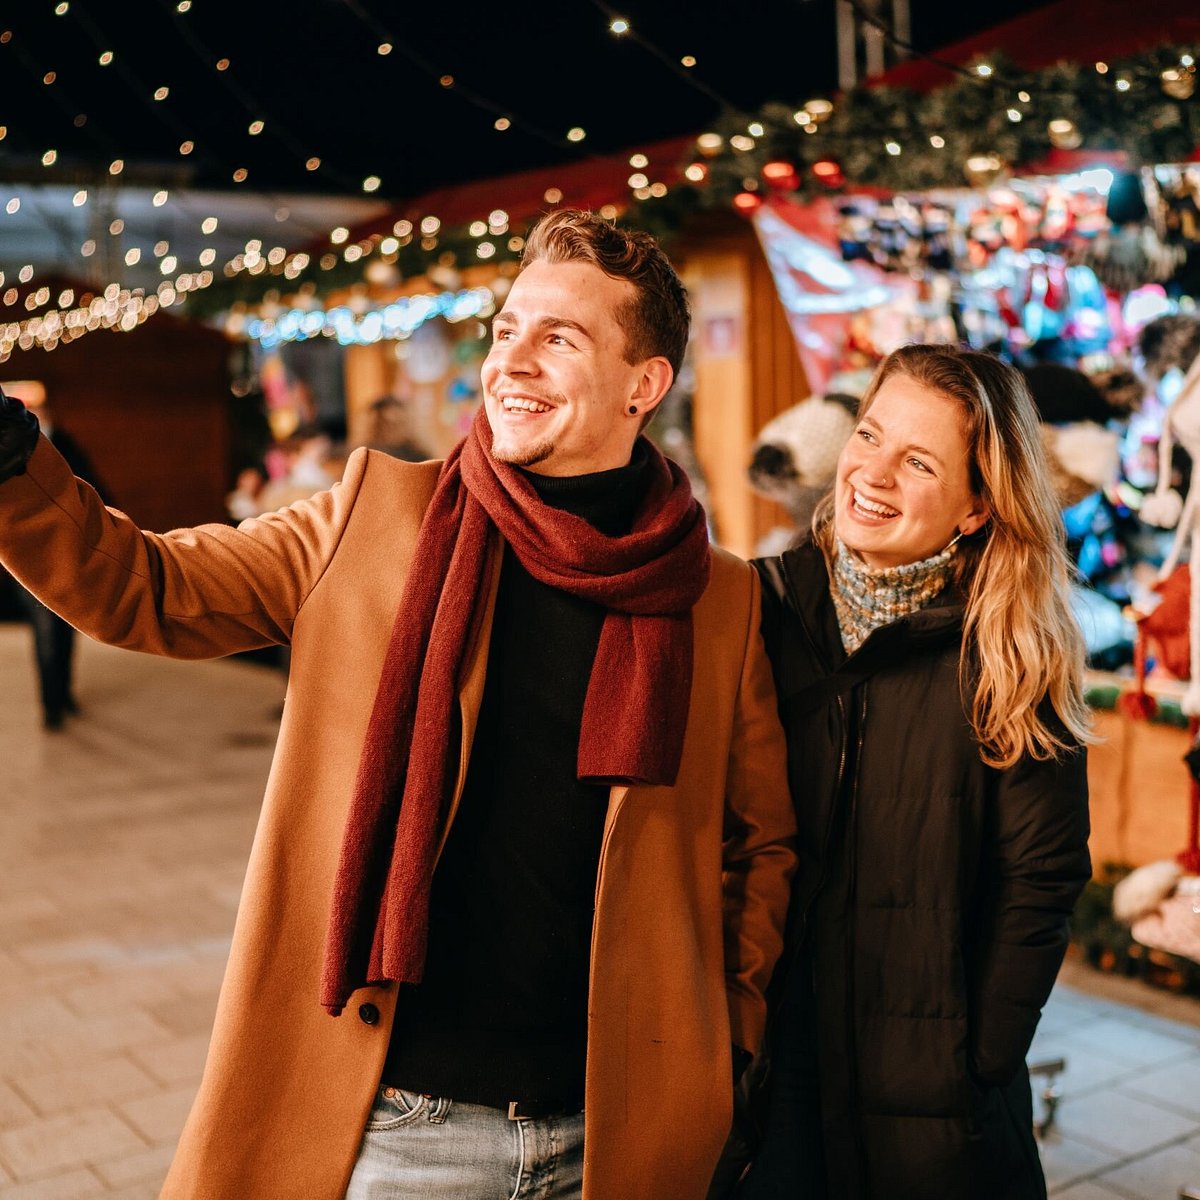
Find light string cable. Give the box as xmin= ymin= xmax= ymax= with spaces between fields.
xmin=60 ymin=4 xmax=254 ymax=187
xmin=159 ymin=0 xmax=361 ymax=193
xmin=585 ymin=0 xmax=736 ymax=109
xmin=73 ymin=4 xmax=328 ymax=275
xmin=0 ymin=22 xmax=132 ymax=284
xmin=0 ymin=19 xmax=123 ymax=166
xmin=337 ymin=0 xmax=580 ymax=153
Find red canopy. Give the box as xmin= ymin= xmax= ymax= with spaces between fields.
xmin=877 ymin=0 xmax=1200 ymax=91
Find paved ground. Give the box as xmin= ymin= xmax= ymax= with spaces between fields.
xmin=0 ymin=624 xmax=1198 ymax=1198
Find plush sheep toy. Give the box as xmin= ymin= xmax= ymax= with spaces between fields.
xmin=747 ymin=392 xmax=859 ymax=554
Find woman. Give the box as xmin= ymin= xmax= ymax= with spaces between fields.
xmin=741 ymin=345 xmax=1092 ymax=1199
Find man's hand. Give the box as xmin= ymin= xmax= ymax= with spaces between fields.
xmin=0 ymin=390 xmax=41 ymax=482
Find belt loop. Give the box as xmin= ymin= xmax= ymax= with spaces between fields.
xmin=508 ymin=1101 xmax=527 ymax=1122
xmin=428 ymin=1095 xmax=450 ymax=1124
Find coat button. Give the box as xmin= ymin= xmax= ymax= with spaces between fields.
xmin=358 ymin=1002 xmax=380 ymax=1026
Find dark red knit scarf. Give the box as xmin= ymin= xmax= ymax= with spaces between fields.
xmin=319 ymin=406 xmax=711 ymax=1014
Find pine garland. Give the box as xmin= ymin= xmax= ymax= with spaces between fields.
xmin=190 ymin=42 xmax=1198 ymax=318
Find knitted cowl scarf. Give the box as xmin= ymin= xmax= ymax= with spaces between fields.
xmin=319 ymin=405 xmax=712 ymax=1014
xmin=830 ymin=535 xmax=958 ymax=654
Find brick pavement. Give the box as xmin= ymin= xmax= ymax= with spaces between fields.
xmin=1 ymin=623 xmax=1199 ymax=1198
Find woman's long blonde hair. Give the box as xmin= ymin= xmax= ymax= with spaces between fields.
xmin=814 ymin=344 xmax=1091 ymax=768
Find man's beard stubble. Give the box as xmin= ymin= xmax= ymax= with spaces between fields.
xmin=490 ymin=436 xmax=556 ymax=469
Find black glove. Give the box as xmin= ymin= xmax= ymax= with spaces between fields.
xmin=0 ymin=389 xmax=41 ymax=483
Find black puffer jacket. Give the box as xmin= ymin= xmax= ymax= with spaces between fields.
xmin=752 ymin=540 xmax=1091 ymax=1200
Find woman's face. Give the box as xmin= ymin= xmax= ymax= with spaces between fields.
xmin=834 ymin=374 xmax=990 ymax=569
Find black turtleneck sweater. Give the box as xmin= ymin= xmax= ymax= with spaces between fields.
xmin=383 ymin=447 xmax=649 ymax=1107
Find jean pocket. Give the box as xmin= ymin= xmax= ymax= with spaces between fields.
xmin=364 ymin=1086 xmax=428 ymax=1131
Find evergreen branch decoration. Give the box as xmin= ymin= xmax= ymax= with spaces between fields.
xmin=191 ymin=42 xmax=1198 ymax=320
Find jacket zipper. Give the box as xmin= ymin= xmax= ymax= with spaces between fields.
xmin=845 ymin=690 xmax=868 ymax=1185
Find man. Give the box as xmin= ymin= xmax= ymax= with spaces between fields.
xmin=0 ymin=210 xmax=795 ymax=1200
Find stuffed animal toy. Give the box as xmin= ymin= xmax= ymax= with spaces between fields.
xmin=1133 ymin=317 xmax=1200 ymax=713
xmin=747 ymin=392 xmax=858 ymax=553
xmin=1019 ymin=363 xmax=1123 ymax=508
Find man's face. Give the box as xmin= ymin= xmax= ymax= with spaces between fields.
xmin=481 ymin=259 xmax=670 ymax=476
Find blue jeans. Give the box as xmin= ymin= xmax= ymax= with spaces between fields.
xmin=345 ymin=1086 xmax=585 ymax=1199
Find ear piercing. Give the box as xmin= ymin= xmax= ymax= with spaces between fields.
xmin=628 ymin=405 xmax=639 ymax=415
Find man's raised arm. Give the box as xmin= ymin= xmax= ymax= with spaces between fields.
xmin=0 ymin=390 xmax=363 ymax=660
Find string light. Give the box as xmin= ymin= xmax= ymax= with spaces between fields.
xmin=378 ymin=43 xmax=393 ymax=55
xmin=566 ymin=127 xmax=586 ymax=142
xmin=363 ymin=175 xmax=381 ymax=192
xmin=248 ymin=120 xmax=264 ymax=135
xmin=201 ymin=216 xmax=218 ymax=233
xmin=72 ymin=189 xmax=87 ymax=206
xmin=681 ymin=56 xmax=696 ymax=67
xmin=494 ymin=117 xmax=511 ymax=131
xmin=610 ymin=17 xmax=630 ymax=34
xmin=0 ymin=288 xmax=175 ymax=362
xmin=248 ymin=287 xmax=495 ymax=350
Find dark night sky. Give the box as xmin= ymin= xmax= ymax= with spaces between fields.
xmin=0 ymin=0 xmax=1059 ymax=200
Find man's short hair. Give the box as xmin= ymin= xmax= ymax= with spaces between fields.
xmin=521 ymin=209 xmax=691 ymax=378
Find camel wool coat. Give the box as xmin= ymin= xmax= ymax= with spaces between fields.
xmin=0 ymin=437 xmax=797 ymax=1200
